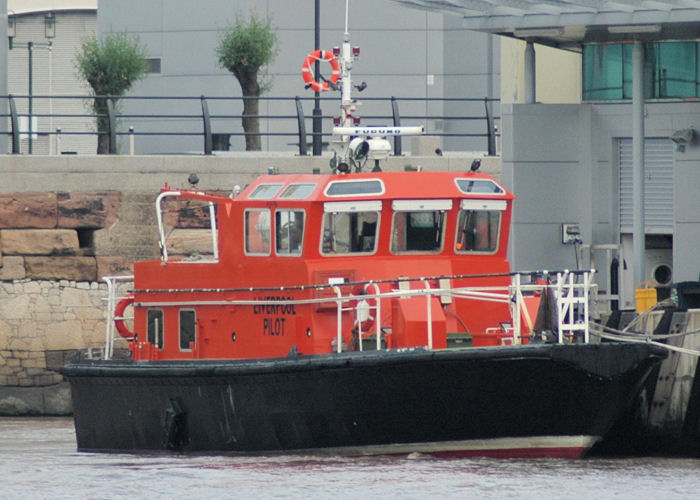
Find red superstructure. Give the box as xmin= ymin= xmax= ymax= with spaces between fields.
xmin=117 ymin=169 xmax=517 ymax=361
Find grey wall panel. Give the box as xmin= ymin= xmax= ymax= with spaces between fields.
xmin=674 ymin=223 xmax=700 ymax=282
xmin=509 ymin=105 xmax=583 ymax=162
xmin=674 ymin=161 xmax=700 ymax=224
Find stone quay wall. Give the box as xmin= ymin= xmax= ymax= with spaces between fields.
xmin=0 ymin=153 xmax=498 ymax=415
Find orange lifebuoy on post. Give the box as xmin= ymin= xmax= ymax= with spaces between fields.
xmin=302 ymin=50 xmax=341 ymax=92
xmin=114 ymin=294 xmax=135 ymax=339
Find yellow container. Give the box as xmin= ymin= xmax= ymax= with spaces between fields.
xmin=635 ymin=287 xmax=657 ymax=313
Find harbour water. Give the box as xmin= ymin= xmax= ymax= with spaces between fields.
xmin=2 ymin=417 xmax=700 ymax=499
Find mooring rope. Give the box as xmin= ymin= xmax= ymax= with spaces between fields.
xmin=589 ymin=323 xmax=700 ymax=358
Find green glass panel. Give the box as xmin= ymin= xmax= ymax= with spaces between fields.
xmin=655 ymin=42 xmax=697 ymax=98
xmin=583 ymin=44 xmax=624 ymax=100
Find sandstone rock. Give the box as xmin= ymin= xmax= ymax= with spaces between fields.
xmin=0 ymin=256 xmax=26 ymax=281
xmin=0 ymin=192 xmax=58 ymax=229
xmin=163 ymin=197 xmax=217 ymax=228
xmin=44 ymin=319 xmax=84 ymax=350
xmin=0 ymin=395 xmax=31 ymax=414
xmin=166 ymin=228 xmax=216 ymax=256
xmin=24 ymin=256 xmax=97 ymax=281
xmin=57 ymin=191 xmax=121 ymax=228
xmin=1 ymin=229 xmax=79 ymax=255
xmin=0 ymin=293 xmax=30 ymax=320
xmin=96 ymin=256 xmax=133 ymax=279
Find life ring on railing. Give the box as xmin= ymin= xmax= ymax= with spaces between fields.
xmin=114 ymin=294 xmax=135 ymax=339
xmin=301 ymin=50 xmax=341 ymax=92
xmin=353 ymin=287 xmax=376 ymax=333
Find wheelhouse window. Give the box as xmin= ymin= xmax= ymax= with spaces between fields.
xmin=325 ymin=179 xmax=384 ymax=197
xmin=147 ymin=309 xmax=164 ymax=349
xmin=179 ymin=309 xmax=195 ymax=351
xmin=248 ymin=183 xmax=284 ymax=200
xmin=455 ymin=178 xmax=505 ymax=195
xmin=245 ymin=209 xmax=271 ymax=255
xmin=321 ymin=201 xmax=380 ymax=255
xmin=276 ymin=210 xmax=304 ymax=255
xmin=280 ymin=183 xmax=316 ymax=199
xmin=455 ymin=200 xmax=505 ymax=253
xmin=390 ymin=200 xmax=451 ymax=254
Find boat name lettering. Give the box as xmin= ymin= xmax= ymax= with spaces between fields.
xmin=252 ymin=296 xmax=297 ymax=315
xmin=263 ymin=317 xmax=286 ymax=336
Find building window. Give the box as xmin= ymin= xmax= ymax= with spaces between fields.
xmin=653 ymin=42 xmax=698 ymax=98
xmin=583 ymin=41 xmax=700 ymax=101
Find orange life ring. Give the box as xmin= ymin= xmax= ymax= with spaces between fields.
xmin=114 ymin=294 xmax=135 ymax=339
xmin=301 ymin=50 xmax=341 ymax=92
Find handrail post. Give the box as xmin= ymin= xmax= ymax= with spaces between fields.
xmin=106 ymin=98 xmax=117 ymax=154
xmin=8 ymin=95 xmax=20 ymax=154
xmin=365 ymin=282 xmax=382 ymax=351
xmin=103 ymin=277 xmax=115 ymax=360
xmin=391 ymin=96 xmax=402 ymax=156
xmin=485 ymin=97 xmax=496 ymax=156
xmin=333 ymin=285 xmax=343 ymax=353
xmin=295 ymin=96 xmax=308 ymax=156
xmin=512 ymin=274 xmax=522 ymax=344
xmin=201 ymin=95 xmax=212 ymax=155
xmin=422 ymin=279 xmax=433 ymax=350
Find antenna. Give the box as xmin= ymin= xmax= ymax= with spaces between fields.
xmin=345 ymin=0 xmax=350 ymax=37
xmin=329 ymin=0 xmax=423 ymax=173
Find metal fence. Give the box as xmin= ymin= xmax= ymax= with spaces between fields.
xmin=0 ymin=94 xmax=499 ymax=156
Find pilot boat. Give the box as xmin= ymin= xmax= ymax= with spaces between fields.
xmin=62 ymin=167 xmax=666 ymax=458
xmin=62 ymin=10 xmax=666 ymax=458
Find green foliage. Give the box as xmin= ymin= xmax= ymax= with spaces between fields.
xmin=216 ymin=12 xmax=278 ymax=95
xmin=75 ymin=32 xmax=148 ymax=152
xmin=76 ymin=32 xmax=149 ymax=97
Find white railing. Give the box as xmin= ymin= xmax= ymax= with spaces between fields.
xmin=102 ymin=271 xmax=596 ymax=359
xmin=103 ymin=275 xmax=136 ymax=360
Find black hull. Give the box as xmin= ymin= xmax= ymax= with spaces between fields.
xmin=63 ymin=343 xmax=666 ymax=458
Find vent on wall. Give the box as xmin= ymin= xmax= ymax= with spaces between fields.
xmin=147 ymin=58 xmax=161 ymax=74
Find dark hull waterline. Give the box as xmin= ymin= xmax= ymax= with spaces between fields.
xmin=63 ymin=342 xmax=666 ymax=458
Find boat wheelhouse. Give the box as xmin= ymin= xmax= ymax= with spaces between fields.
xmin=115 ymin=170 xmax=519 ymax=362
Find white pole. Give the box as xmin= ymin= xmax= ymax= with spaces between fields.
xmin=632 ymin=41 xmax=646 ymax=291
xmin=423 ymin=280 xmax=433 ymax=350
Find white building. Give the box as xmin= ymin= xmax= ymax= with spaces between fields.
xmin=6 ymin=1 xmax=97 ymax=154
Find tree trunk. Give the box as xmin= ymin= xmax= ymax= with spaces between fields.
xmin=238 ymin=72 xmax=261 ymax=151
xmin=94 ymin=97 xmax=112 ymax=154
xmin=97 ymin=134 xmax=111 ymax=154
xmin=242 ymin=96 xmax=261 ymax=151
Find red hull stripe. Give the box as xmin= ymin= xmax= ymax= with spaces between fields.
xmin=291 ymin=435 xmax=600 ymax=459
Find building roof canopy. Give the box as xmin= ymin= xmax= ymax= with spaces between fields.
xmin=392 ymin=0 xmax=700 ymax=48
